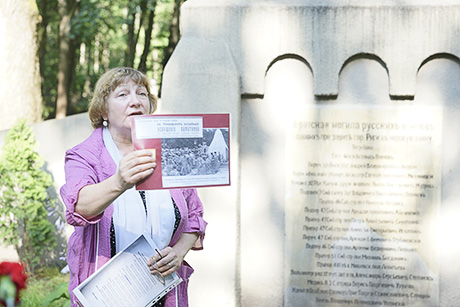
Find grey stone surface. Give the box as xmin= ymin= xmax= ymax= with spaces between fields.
xmin=162 ymin=1 xmax=460 ymax=306
xmin=175 ymin=1 xmax=460 ymax=98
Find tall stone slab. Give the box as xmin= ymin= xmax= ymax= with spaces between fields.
xmin=161 ymin=1 xmax=460 ymax=306
xmin=161 ymin=36 xmax=241 ymax=306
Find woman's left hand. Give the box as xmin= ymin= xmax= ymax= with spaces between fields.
xmin=147 ymin=233 xmax=199 ymax=278
xmin=147 ymin=246 xmax=183 ymax=277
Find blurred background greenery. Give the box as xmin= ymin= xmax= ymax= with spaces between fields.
xmin=1 ymin=1 xmax=186 ymax=303
xmin=37 ymin=0 xmax=184 ymax=120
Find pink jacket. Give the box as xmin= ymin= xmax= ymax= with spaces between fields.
xmin=60 ymin=128 xmax=207 ymax=307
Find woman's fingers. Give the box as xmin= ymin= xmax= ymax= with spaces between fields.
xmin=123 ymin=150 xmax=156 ymax=170
xmin=117 ymin=150 xmax=156 ymax=189
xmin=147 ymin=247 xmax=181 ymax=276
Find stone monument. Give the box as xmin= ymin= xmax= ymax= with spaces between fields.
xmin=161 ymin=0 xmax=460 ymax=306
xmin=285 ymin=106 xmax=441 ymax=306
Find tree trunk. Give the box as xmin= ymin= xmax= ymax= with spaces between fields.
xmin=37 ymin=0 xmax=50 ymax=91
xmin=83 ymin=43 xmax=92 ymax=99
xmin=125 ymin=4 xmax=136 ymax=68
xmin=138 ymin=4 xmax=156 ymax=73
xmin=125 ymin=0 xmax=148 ymax=68
xmin=56 ymin=0 xmax=78 ymax=119
xmin=159 ymin=0 xmax=184 ymax=96
xmin=163 ymin=0 xmax=184 ymax=68
xmin=0 ymin=0 xmax=42 ymax=130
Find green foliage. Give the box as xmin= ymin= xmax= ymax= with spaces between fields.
xmin=0 ymin=120 xmax=57 ymax=273
xmin=20 ymin=267 xmax=70 ymax=307
xmin=37 ymin=0 xmax=179 ymax=119
xmin=41 ymin=281 xmax=71 ymax=307
xmin=0 ymin=275 xmax=16 ymax=307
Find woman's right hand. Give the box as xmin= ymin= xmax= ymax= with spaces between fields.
xmin=116 ymin=149 xmax=156 ymax=191
xmin=75 ymin=149 xmax=156 ymax=219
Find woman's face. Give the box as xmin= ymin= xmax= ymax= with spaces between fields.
xmin=105 ymin=79 xmax=150 ymax=138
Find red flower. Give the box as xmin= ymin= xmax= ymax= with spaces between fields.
xmin=0 ymin=262 xmax=27 ymax=306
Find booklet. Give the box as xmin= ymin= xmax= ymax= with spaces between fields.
xmin=73 ymin=233 xmax=182 ymax=307
xmin=131 ymin=113 xmax=230 ymax=190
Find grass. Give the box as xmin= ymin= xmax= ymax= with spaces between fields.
xmin=19 ymin=266 xmax=70 ymax=307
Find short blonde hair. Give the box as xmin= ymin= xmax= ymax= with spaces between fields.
xmin=88 ymin=67 xmax=157 ymax=129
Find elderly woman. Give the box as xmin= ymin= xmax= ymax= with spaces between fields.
xmin=60 ymin=67 xmax=207 ymax=307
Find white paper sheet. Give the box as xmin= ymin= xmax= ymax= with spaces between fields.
xmin=73 ymin=233 xmax=182 ymax=307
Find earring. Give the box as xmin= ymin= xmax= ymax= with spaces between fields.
xmin=103 ymin=120 xmax=108 ymax=127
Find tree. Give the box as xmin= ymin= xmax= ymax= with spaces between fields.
xmin=162 ymin=0 xmax=184 ymax=70
xmin=56 ymin=0 xmax=80 ymax=119
xmin=37 ymin=0 xmax=182 ymax=118
xmin=0 ymin=120 xmax=57 ymax=273
xmin=37 ymin=0 xmax=59 ymax=119
xmin=159 ymin=0 xmax=185 ymax=96
xmin=138 ymin=1 xmax=157 ymax=73
xmin=0 ymin=0 xmax=43 ymax=131
xmin=125 ymin=0 xmax=147 ymax=68
xmin=37 ymin=0 xmax=57 ymax=92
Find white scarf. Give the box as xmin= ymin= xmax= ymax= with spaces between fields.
xmin=103 ymin=127 xmax=175 ymax=252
